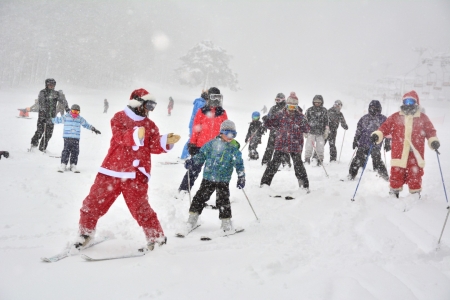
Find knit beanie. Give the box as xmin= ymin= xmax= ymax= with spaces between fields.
xmin=129 ymin=88 xmax=156 ymax=108
xmin=220 ymin=120 xmax=236 ymax=132
xmin=286 ymin=92 xmax=299 ymax=105
xmin=402 ymin=90 xmax=420 ymax=105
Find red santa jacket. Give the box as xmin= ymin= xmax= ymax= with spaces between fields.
xmin=98 ymin=106 xmax=172 ymax=180
xmin=373 ymin=110 xmax=438 ymax=169
xmin=190 ymin=106 xmax=228 ymax=148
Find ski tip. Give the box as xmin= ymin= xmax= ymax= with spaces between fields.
xmin=200 ymin=236 xmax=211 ymax=241
xmin=80 ymin=254 xmax=93 ymax=261
xmin=285 ymin=196 xmax=295 ymax=200
xmin=175 ymin=233 xmax=185 ymax=238
xmin=41 ymin=257 xmax=52 ymax=263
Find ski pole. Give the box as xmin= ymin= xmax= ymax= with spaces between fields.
xmin=311 ymin=140 xmax=329 ymax=178
xmin=351 ymin=144 xmax=373 ymax=201
xmin=338 ymin=130 xmax=346 ymax=163
xmin=187 ymin=169 xmax=192 ymax=205
xmin=242 ymin=189 xmax=259 ymax=221
xmin=435 ymin=149 xmax=449 ymax=245
xmin=240 ymin=130 xmax=258 ymax=152
xmin=348 ymin=148 xmax=357 ymax=168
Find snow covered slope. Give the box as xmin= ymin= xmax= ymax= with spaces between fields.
xmin=0 ymin=87 xmax=449 ymax=300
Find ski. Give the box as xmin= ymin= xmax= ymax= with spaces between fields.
xmin=16 ymin=116 xmax=32 ymax=119
xmin=159 ymin=161 xmax=182 ymax=165
xmin=49 ymin=156 xmax=61 ymax=158
xmin=80 ymin=251 xmax=146 ymax=262
xmin=41 ymin=236 xmax=110 ymax=263
xmin=175 ymin=224 xmax=201 ymax=238
xmin=200 ymin=228 xmax=245 ymax=241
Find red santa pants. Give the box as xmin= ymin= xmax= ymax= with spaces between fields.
xmin=79 ymin=172 xmax=164 ymax=242
xmin=390 ymin=151 xmax=424 ymax=193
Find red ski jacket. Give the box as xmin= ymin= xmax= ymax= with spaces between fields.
xmin=190 ymin=106 xmax=228 ymax=148
xmin=373 ymin=110 xmax=438 ymax=169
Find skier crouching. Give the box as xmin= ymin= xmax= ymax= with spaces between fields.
xmin=181 ymin=120 xmax=245 ymax=235
xmin=75 ymin=88 xmax=180 ymax=252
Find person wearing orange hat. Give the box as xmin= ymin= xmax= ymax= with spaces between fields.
xmin=74 ymin=88 xmax=181 ymax=252
xmin=371 ymin=90 xmax=440 ymax=198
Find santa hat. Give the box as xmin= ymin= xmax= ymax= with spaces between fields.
xmin=129 ymin=88 xmax=156 ymax=108
xmin=286 ymin=92 xmax=299 ymax=105
xmin=402 ymin=90 xmax=420 ymax=105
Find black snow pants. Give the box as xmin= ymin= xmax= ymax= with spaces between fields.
xmin=248 ymin=140 xmax=260 ymax=160
xmin=61 ymin=138 xmax=80 ymax=166
xmin=189 ymin=179 xmax=232 ymax=219
xmin=349 ymin=146 xmax=388 ymax=179
xmin=327 ymin=129 xmax=338 ymax=161
xmin=261 ymin=151 xmax=309 ymax=188
xmin=261 ymin=130 xmax=291 ymax=167
xmin=30 ymin=118 xmax=55 ymax=151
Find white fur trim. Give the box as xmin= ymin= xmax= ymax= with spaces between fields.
xmin=124 ymin=106 xmax=145 ymax=121
xmin=140 ymin=93 xmax=155 ymax=101
xmin=409 ymin=188 xmax=422 ymax=193
xmin=373 ymin=130 xmax=384 ymax=145
xmin=98 ymin=167 xmax=136 ymax=179
xmin=138 ymin=167 xmax=151 ymax=181
xmin=160 ymin=134 xmax=173 ymax=152
xmin=428 ymin=136 xmax=439 ymax=149
xmin=129 ymin=99 xmax=142 ymax=108
xmin=133 ymin=159 xmax=140 ymax=167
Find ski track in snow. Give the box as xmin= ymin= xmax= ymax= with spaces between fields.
xmin=1 ymin=87 xmax=450 ymax=299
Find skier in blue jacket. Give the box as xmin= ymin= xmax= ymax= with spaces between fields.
xmin=52 ymin=104 xmax=101 ymax=173
xmin=180 ymin=90 xmax=208 ymax=159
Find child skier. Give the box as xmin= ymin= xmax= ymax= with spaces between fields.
xmin=245 ymin=111 xmax=266 ymax=160
xmin=181 ymin=120 xmax=245 ymax=234
xmin=371 ymin=90 xmax=440 ymax=198
xmin=52 ymin=104 xmax=101 ymax=173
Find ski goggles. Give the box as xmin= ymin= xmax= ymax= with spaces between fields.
xmin=221 ymin=130 xmax=237 ymax=139
xmin=71 ymin=109 xmax=80 ymax=114
xmin=403 ymin=97 xmax=417 ymax=106
xmin=275 ymin=98 xmax=285 ymax=103
xmin=143 ymin=100 xmax=157 ymax=111
xmin=209 ymin=94 xmax=223 ymax=107
xmin=286 ymin=104 xmax=298 ymax=110
xmin=252 ymin=116 xmax=260 ymax=120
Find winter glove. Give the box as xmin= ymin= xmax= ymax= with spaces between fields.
xmin=431 ymin=140 xmax=440 ymax=150
xmin=184 ymin=159 xmax=193 ymax=170
xmin=167 ymin=133 xmax=181 ymax=144
xmin=0 ymin=151 xmax=9 ymax=159
xmin=370 ymin=133 xmax=379 ymax=144
xmin=91 ymin=126 xmax=101 ymax=135
xmin=323 ymin=126 xmax=330 ymax=140
xmin=343 ymin=125 xmax=348 ymax=130
xmin=237 ymin=177 xmax=246 ymax=189
xmin=352 ymin=138 xmax=358 ymax=150
xmin=384 ymin=139 xmax=391 ymax=152
xmin=188 ymin=143 xmax=200 ymax=156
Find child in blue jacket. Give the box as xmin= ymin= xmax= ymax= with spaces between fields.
xmin=181 ymin=120 xmax=245 ymax=234
xmin=52 ymin=104 xmax=101 ymax=173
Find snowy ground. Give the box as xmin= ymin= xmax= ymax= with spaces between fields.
xmin=1 ymin=86 xmax=449 ymax=300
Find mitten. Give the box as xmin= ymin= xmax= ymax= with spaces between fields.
xmin=237 ymin=177 xmax=246 ymax=189
xmin=0 ymin=151 xmax=9 ymax=159
xmin=188 ymin=143 xmax=199 ymax=156
xmin=184 ymin=159 xmax=193 ymax=170
xmin=370 ymin=134 xmax=379 ymax=144
xmin=384 ymin=139 xmax=391 ymax=152
xmin=167 ymin=133 xmax=181 ymax=144
xmin=323 ymin=126 xmax=330 ymax=140
xmin=352 ymin=138 xmax=358 ymax=150
xmin=91 ymin=126 xmax=101 ymax=135
xmin=431 ymin=140 xmax=440 ymax=150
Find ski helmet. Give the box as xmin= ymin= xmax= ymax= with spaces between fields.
xmin=252 ymin=111 xmax=260 ymax=119
xmin=71 ymin=104 xmax=80 ymax=111
xmin=45 ymin=78 xmax=56 ymax=87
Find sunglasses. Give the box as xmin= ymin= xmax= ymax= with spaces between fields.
xmin=403 ymin=98 xmax=417 ymax=106
xmin=71 ymin=109 xmax=80 ymax=114
xmin=286 ymin=104 xmax=298 ymax=110
xmin=221 ymin=130 xmax=237 ymax=139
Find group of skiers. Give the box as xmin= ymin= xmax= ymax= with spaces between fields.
xmin=14 ymin=78 xmax=441 ymax=253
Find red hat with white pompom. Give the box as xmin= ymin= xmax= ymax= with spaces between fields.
xmin=129 ymin=88 xmax=156 ymax=108
xmin=402 ymin=90 xmax=420 ymax=105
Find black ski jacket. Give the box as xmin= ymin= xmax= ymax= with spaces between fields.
xmin=245 ymin=120 xmax=266 ymax=144
xmin=38 ymin=89 xmax=68 ymax=120
xmin=305 ymin=105 xmax=329 ymax=135
xmin=327 ymin=107 xmax=348 ymax=132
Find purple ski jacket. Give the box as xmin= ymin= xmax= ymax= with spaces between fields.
xmin=264 ymin=109 xmax=310 ymax=153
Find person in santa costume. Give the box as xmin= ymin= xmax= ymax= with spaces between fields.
xmin=74 ymin=88 xmax=181 ymax=251
xmin=371 ymin=90 xmax=440 ymax=198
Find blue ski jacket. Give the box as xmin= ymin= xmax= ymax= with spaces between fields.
xmin=52 ymin=113 xmax=92 ymax=139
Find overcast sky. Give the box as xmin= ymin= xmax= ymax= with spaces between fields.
xmin=1 ymin=0 xmax=449 ymax=103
